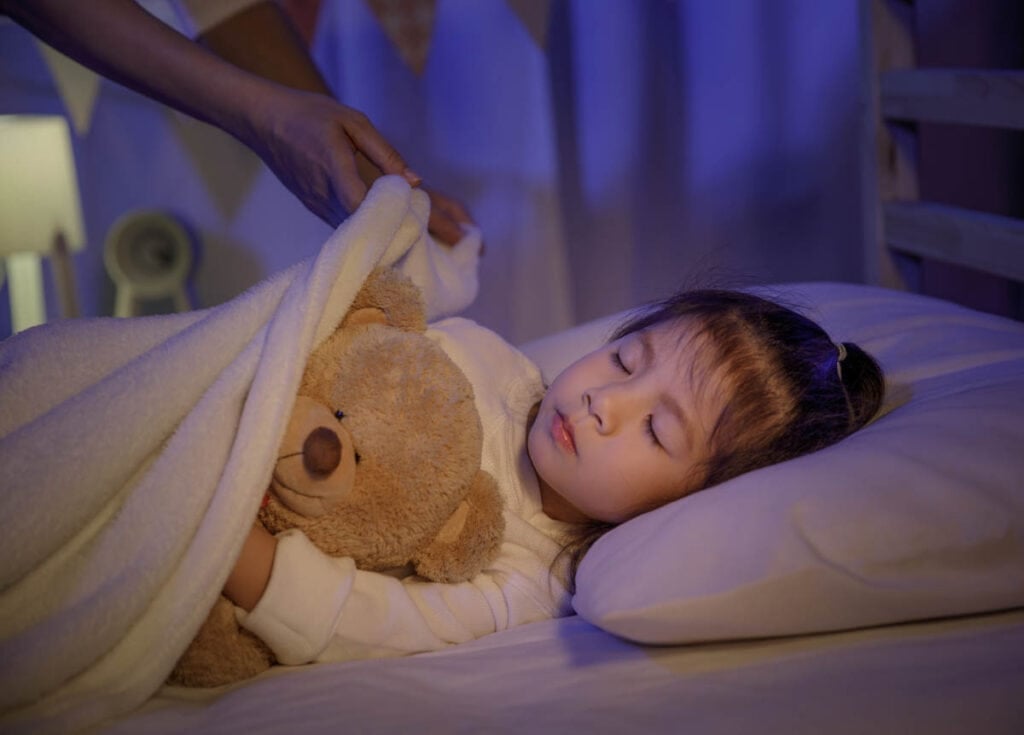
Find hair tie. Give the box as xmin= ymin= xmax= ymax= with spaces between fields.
xmin=835 ymin=342 xmax=847 ymax=382
xmin=835 ymin=342 xmax=854 ymax=424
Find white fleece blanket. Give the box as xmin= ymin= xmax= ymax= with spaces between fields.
xmin=0 ymin=177 xmax=471 ymax=734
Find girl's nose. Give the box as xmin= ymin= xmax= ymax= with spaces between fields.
xmin=585 ymin=386 xmax=620 ymax=433
xmin=584 ymin=390 xmax=599 ymax=427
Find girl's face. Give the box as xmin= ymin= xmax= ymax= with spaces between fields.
xmin=528 ymin=320 xmax=727 ymax=524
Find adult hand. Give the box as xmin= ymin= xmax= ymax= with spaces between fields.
xmin=351 ymin=141 xmax=475 ymax=247
xmin=247 ymin=85 xmax=478 ymax=246
xmin=247 ymin=85 xmax=421 ymax=228
xmin=198 ymin=1 xmax=477 ymax=245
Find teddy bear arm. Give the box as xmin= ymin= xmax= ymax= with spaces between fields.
xmin=167 ymin=595 xmax=274 ymax=688
xmin=412 ymin=470 xmax=506 ymax=584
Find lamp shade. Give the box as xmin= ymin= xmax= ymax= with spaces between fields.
xmin=0 ymin=115 xmax=84 ymax=256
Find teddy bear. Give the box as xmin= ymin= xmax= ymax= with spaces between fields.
xmin=168 ymin=267 xmax=505 ymax=687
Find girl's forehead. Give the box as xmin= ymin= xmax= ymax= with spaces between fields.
xmin=645 ymin=317 xmax=715 ymax=361
xmin=645 ymin=319 xmax=732 ymax=417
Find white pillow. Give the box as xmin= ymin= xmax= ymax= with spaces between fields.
xmin=520 ymin=283 xmax=1024 ymax=643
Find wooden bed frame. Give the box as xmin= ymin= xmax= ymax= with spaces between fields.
xmin=859 ymin=0 xmax=1024 ymax=298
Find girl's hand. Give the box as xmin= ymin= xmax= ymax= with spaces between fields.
xmin=223 ymin=524 xmax=278 ymax=612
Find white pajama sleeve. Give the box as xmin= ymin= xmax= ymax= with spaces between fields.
xmin=238 ymin=528 xmax=562 ymax=665
xmin=236 ymin=530 xmax=354 ymax=665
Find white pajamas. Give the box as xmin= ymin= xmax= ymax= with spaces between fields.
xmin=240 ymin=317 xmax=575 ymax=664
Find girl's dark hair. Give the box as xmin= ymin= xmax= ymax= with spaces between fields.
xmin=559 ymin=288 xmax=885 ymax=591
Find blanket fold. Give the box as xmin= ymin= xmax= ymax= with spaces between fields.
xmin=0 ymin=177 xmax=433 ymax=733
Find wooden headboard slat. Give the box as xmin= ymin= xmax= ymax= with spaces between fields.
xmin=881 ymin=69 xmax=1024 ymax=130
xmin=885 ymin=201 xmax=1024 ymax=283
xmin=861 ymin=0 xmax=1024 ymax=311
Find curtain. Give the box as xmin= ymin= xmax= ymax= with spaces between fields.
xmin=312 ymin=0 xmax=863 ymax=344
xmin=0 ymin=0 xmax=865 ymax=343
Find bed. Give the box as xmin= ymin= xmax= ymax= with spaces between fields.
xmin=90 ymin=280 xmax=1024 ymax=734
xmin=4 ymin=2 xmax=1024 ymax=733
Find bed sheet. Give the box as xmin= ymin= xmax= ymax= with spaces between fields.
xmin=85 ymin=281 xmax=1024 ymax=734
xmin=97 ymin=608 xmax=1024 ymax=734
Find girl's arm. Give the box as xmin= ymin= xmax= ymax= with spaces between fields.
xmin=222 ymin=524 xmax=277 ymax=612
xmin=0 ymin=0 xmax=418 ymax=227
xmin=231 ymin=529 xmax=569 ymax=665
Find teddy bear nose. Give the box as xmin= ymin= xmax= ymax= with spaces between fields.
xmin=303 ymin=427 xmax=342 ymax=476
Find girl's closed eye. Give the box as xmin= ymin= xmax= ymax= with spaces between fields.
xmin=609 ymin=347 xmax=660 ymax=446
xmin=646 ymin=415 xmax=662 ymax=447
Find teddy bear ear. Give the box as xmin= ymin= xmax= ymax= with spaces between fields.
xmin=347 ymin=267 xmax=427 ymax=333
xmin=343 ymin=306 xmax=388 ymax=328
xmin=412 ymin=471 xmax=505 ymax=583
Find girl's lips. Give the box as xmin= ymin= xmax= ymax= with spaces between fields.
xmin=552 ymin=411 xmax=576 ymax=454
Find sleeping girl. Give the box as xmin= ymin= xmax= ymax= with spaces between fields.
xmin=223 ymin=263 xmax=885 ymax=665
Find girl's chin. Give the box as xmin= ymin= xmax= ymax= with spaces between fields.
xmin=536 ymin=477 xmax=592 ymax=524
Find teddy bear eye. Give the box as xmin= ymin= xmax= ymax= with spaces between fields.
xmin=334 ymin=409 xmax=345 ymax=420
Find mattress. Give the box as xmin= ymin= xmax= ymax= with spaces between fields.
xmin=101 ymin=608 xmax=1024 ymax=734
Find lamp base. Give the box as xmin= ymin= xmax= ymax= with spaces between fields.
xmin=5 ymin=252 xmax=46 ymax=334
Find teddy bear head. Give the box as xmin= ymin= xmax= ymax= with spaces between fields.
xmin=258 ymin=268 xmax=505 ymax=583
xmin=168 ymin=268 xmax=506 ymax=689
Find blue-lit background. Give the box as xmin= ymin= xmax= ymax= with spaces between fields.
xmin=1 ymin=0 xmax=1019 ymax=343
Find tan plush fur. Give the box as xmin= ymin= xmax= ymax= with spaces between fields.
xmin=168 ymin=268 xmax=505 ymax=688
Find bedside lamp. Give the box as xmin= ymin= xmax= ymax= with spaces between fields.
xmin=0 ymin=115 xmax=84 ymax=333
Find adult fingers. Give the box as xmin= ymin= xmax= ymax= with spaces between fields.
xmin=328 ymin=150 xmax=369 ymax=223
xmin=430 ymin=190 xmax=475 ymax=225
xmin=427 ymin=208 xmax=464 ymax=247
xmin=342 ymin=109 xmax=420 ymax=187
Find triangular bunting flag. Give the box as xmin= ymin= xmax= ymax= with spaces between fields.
xmin=506 ymin=0 xmax=552 ymax=48
xmin=365 ymin=0 xmax=437 ymax=76
xmin=35 ymin=40 xmax=102 ymax=137
xmin=169 ymin=112 xmax=263 ymax=222
xmin=282 ymin=0 xmax=324 ymax=46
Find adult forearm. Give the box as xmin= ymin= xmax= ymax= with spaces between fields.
xmin=197 ymin=0 xmax=332 ymax=96
xmin=198 ymin=1 xmax=383 ymax=190
xmin=2 ymin=0 xmax=270 ymax=146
